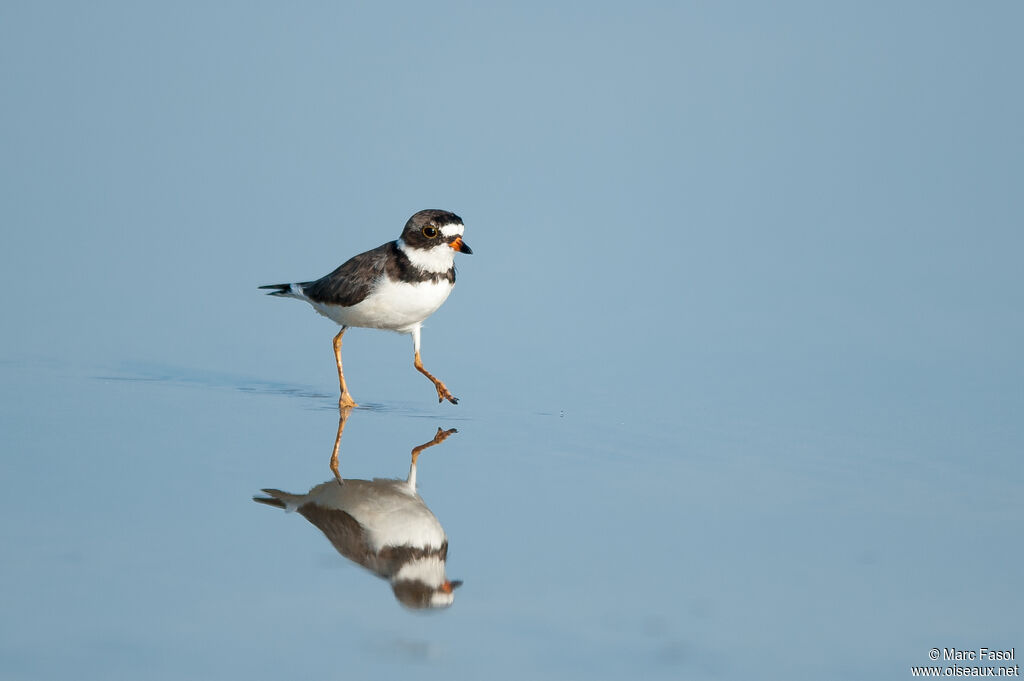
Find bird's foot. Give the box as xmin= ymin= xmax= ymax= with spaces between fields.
xmin=433 ymin=382 xmax=458 ymax=405
xmin=411 ymin=427 xmax=459 ymax=464
xmin=338 ymin=393 xmax=359 ymax=409
xmin=433 ymin=427 xmax=458 ymax=444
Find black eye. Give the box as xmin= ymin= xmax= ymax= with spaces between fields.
xmin=422 ymin=226 xmax=438 ymax=238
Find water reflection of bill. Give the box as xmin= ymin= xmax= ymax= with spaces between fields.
xmin=254 ymin=408 xmax=463 ymax=610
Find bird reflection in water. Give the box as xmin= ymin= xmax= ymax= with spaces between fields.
xmin=254 ymin=407 xmax=463 ymax=610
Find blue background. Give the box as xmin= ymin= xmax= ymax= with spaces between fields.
xmin=2 ymin=2 xmax=1022 ymax=679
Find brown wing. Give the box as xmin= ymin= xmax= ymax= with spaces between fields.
xmin=297 ymin=502 xmax=377 ymax=572
xmin=300 ymin=242 xmax=392 ymax=307
xmin=297 ymin=502 xmax=448 ymax=580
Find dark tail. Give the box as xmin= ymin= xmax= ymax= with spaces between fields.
xmin=253 ymin=488 xmax=288 ymax=509
xmin=258 ymin=283 xmax=293 ymax=297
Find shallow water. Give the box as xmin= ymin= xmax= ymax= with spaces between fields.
xmin=2 ymin=354 xmax=1021 ymax=679
xmin=3 ymin=3 xmax=1023 ymax=679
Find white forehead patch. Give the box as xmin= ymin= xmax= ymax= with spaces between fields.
xmin=440 ymin=222 xmax=464 ymax=238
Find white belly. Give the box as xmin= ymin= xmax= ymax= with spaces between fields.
xmin=308 ymin=479 xmax=447 ymax=552
xmin=310 ymin=279 xmax=453 ymax=333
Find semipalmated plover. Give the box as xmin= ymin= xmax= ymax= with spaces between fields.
xmin=254 ymin=427 xmax=462 ymax=610
xmin=260 ymin=209 xmax=472 ymax=407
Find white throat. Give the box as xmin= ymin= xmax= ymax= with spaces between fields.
xmin=393 ymin=555 xmax=448 ymax=586
xmin=397 ymin=238 xmax=456 ymax=273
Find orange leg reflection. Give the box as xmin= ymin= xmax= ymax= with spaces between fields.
xmin=408 ymin=427 xmax=457 ymax=490
xmin=329 ymin=410 xmax=457 ymax=487
xmin=329 ymin=406 xmax=354 ymax=483
xmin=411 ymin=427 xmax=458 ymax=464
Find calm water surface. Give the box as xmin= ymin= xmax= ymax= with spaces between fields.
xmin=2 ymin=353 xmax=1020 ymax=680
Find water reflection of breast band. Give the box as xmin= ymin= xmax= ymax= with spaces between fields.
xmin=254 ymin=410 xmax=462 ymax=610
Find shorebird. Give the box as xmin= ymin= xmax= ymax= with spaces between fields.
xmin=260 ymin=209 xmax=471 ymax=407
xmin=254 ymin=421 xmax=462 ymax=609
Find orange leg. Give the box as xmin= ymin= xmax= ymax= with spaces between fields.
xmin=332 ymin=327 xmax=358 ymax=408
xmin=414 ymin=351 xmax=458 ymax=405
